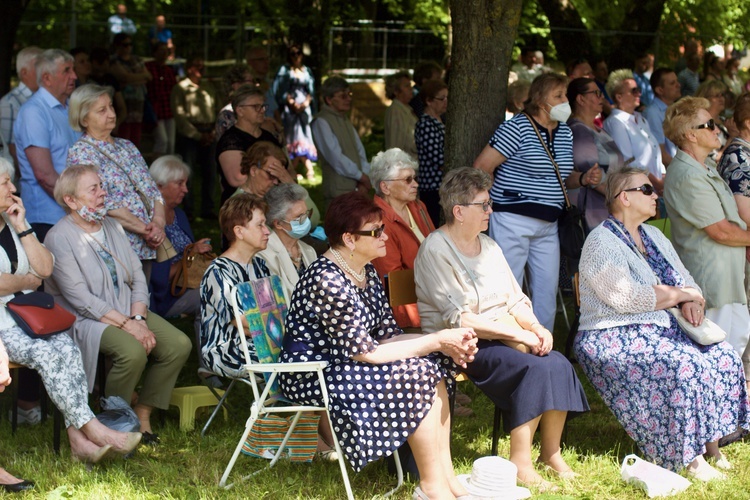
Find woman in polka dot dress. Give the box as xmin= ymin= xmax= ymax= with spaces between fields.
xmin=279 ymin=192 xmax=478 ymax=500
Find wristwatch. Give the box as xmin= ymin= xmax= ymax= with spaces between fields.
xmin=130 ymin=315 xmax=146 ymax=321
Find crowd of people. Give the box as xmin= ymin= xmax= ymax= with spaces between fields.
xmin=0 ymin=29 xmax=749 ymax=498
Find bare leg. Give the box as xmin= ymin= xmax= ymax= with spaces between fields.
xmin=407 ymin=379 xmax=457 ymax=500
xmin=537 ymin=410 xmax=575 ymax=476
xmin=435 ymin=381 xmax=468 ymax=498
xmin=317 ymin=412 xmax=335 ymax=451
xmin=134 ymin=403 xmax=153 ymax=433
xmin=509 ymin=415 xmax=555 ymax=490
xmin=304 ymin=158 xmax=315 ymax=180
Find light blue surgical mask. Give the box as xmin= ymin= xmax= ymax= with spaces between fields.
xmin=284 ymin=217 xmax=311 ymax=239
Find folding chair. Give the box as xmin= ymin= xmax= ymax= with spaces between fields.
xmin=220 ymin=276 xmax=403 ymax=498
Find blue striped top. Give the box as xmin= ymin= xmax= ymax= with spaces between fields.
xmin=488 ymin=113 xmax=574 ymax=222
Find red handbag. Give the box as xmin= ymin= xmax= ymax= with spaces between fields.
xmin=6 ymin=291 xmax=76 ymax=339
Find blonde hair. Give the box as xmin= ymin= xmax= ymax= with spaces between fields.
xmin=605 ymin=69 xmax=634 ymax=102
xmin=54 ymin=164 xmax=100 ymax=212
xmin=663 ymin=96 xmax=711 ymax=148
xmin=68 ymin=84 xmax=114 ymax=132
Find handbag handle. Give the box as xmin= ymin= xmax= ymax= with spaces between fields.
xmin=170 ymin=243 xmax=198 ymax=297
xmin=523 ymin=112 xmax=572 ymax=210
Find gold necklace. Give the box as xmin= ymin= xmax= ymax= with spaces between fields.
xmin=330 ymin=248 xmax=366 ymax=283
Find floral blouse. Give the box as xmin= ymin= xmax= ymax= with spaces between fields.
xmin=67 ymin=135 xmax=164 ymax=260
xmin=718 ymin=137 xmax=750 ymax=197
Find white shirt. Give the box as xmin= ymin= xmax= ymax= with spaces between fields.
xmin=603 ymin=108 xmax=664 ymax=178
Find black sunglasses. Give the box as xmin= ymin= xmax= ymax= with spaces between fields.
xmin=617 ymin=184 xmax=655 ymax=197
xmin=693 ymin=118 xmax=716 ymax=131
xmin=351 ymin=224 xmax=386 ymax=238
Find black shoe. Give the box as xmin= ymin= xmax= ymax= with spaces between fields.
xmin=1 ymin=480 xmax=35 ymax=492
xmin=141 ymin=431 xmax=160 ymax=445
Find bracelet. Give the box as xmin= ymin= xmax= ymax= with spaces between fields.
xmin=17 ymin=228 xmax=34 ymax=239
xmin=118 ymin=317 xmax=130 ymax=329
xmin=579 ymin=171 xmax=588 ymax=187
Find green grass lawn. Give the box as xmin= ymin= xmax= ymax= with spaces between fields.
xmin=3 ymin=170 xmax=750 ymax=499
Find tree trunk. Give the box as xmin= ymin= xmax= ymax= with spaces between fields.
xmin=0 ymin=0 xmax=32 ymax=96
xmin=607 ymin=0 xmax=668 ymax=69
xmin=446 ymin=0 xmax=523 ymax=172
xmin=537 ymin=0 xmax=594 ymax=64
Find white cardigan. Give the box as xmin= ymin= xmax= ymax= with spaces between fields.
xmin=257 ymin=231 xmax=317 ymax=303
xmin=578 ymin=221 xmax=700 ymax=331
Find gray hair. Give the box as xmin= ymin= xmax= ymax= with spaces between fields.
xmin=54 ymin=164 xmax=100 ymax=212
xmin=605 ymin=69 xmax=634 ymax=102
xmin=36 ymin=49 xmax=73 ymax=87
xmin=150 ymin=155 xmax=191 ymax=185
xmin=0 ymin=157 xmax=15 ymax=180
xmin=231 ymin=84 xmax=264 ymax=113
xmin=370 ymin=148 xmax=417 ymax=196
xmin=16 ymin=46 xmax=42 ymax=75
xmin=320 ymin=76 xmax=349 ymax=105
xmin=605 ymin=166 xmax=648 ymax=211
xmin=68 ymin=84 xmax=114 ymax=132
xmin=264 ymin=183 xmax=308 ymax=225
xmin=439 ymin=167 xmax=492 ymax=224
xmin=384 ymin=70 xmax=410 ymax=100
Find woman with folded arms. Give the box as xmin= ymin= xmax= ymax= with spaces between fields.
xmin=0 ymin=159 xmax=141 ymax=466
xmin=46 ymin=165 xmax=191 ymax=443
xmin=576 ymin=166 xmax=749 ymax=480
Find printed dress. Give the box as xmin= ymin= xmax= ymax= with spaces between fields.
xmin=279 ymin=257 xmax=455 ymax=472
xmin=575 ymin=218 xmax=750 ymax=471
xmin=274 ymin=64 xmax=318 ymax=161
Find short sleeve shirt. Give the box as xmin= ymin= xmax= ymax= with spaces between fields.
xmin=663 ymin=150 xmax=746 ymax=308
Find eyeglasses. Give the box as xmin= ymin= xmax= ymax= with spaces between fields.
xmin=255 ymin=161 xmax=280 ymax=183
xmin=629 ymin=87 xmax=642 ymax=95
xmin=238 ymin=103 xmax=268 ymax=113
xmin=384 ymin=175 xmax=416 ymax=184
xmin=333 ymin=91 xmax=353 ymax=99
xmin=461 ymin=201 xmax=492 ymax=212
xmin=433 ymin=96 xmax=448 ymax=101
xmin=617 ymin=184 xmax=656 ymax=197
xmin=283 ymin=208 xmax=313 ymax=225
xmin=582 ymin=89 xmax=603 ymax=98
xmin=693 ymin=118 xmax=716 ymax=131
xmin=351 ymin=224 xmax=386 ymax=238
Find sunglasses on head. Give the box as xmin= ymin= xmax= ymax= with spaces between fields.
xmin=617 ymin=184 xmax=655 ymax=197
xmin=693 ymin=118 xmax=716 ymax=131
xmin=351 ymin=224 xmax=386 ymax=238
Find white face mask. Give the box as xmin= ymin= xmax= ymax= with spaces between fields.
xmin=546 ymin=101 xmax=571 ymax=122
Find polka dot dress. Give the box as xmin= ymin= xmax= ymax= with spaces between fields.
xmin=279 ymin=257 xmax=455 ymax=472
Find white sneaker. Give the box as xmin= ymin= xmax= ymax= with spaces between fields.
xmin=8 ymin=406 xmax=42 ymax=425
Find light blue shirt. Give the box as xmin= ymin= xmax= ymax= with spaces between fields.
xmin=633 ymin=72 xmax=654 ymax=107
xmin=108 ymin=14 xmax=137 ymax=37
xmin=643 ymin=97 xmax=677 ymax=159
xmin=13 ymin=87 xmax=80 ymax=225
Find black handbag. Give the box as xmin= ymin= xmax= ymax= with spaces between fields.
xmin=524 ymin=113 xmax=586 ymax=261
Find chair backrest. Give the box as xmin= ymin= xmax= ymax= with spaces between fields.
xmin=231 ymin=276 xmax=288 ymax=395
xmin=386 ymin=268 xmax=418 ymax=308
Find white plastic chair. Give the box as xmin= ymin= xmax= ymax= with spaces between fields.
xmin=219 ymin=277 xmax=403 ymax=498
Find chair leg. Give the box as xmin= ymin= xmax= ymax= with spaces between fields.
xmin=201 ymin=378 xmax=236 ymax=438
xmin=9 ymin=366 xmax=18 ymax=433
xmin=491 ymin=406 xmax=502 ymax=456
xmin=326 ymin=410 xmax=355 ymax=500
xmin=219 ymin=411 xmax=258 ymax=488
xmin=384 ymin=449 xmax=404 ymax=498
xmin=53 ymin=408 xmax=62 ymax=454
xmin=557 ymin=286 xmax=570 ymax=331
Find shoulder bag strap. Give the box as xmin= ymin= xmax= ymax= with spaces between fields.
xmin=523 ymin=113 xmax=572 ymax=210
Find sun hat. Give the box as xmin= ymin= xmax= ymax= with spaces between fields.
xmin=457 ymin=456 xmax=531 ymax=500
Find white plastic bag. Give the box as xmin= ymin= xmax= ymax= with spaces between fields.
xmin=621 ymin=455 xmax=691 ymax=498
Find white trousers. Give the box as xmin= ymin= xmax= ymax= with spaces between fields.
xmin=489 ymin=211 xmax=559 ymax=331
xmin=705 ymin=303 xmax=750 ymax=379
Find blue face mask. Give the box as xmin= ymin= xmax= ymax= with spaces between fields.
xmin=284 ymin=217 xmax=311 ymax=239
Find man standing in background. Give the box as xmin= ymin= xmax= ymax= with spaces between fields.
xmin=0 ymin=46 xmax=43 ymax=165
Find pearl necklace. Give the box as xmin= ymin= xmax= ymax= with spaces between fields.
xmin=330 ymin=248 xmax=366 ymax=283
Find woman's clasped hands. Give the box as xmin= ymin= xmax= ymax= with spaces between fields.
xmin=438 ymin=328 xmax=479 ymax=369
